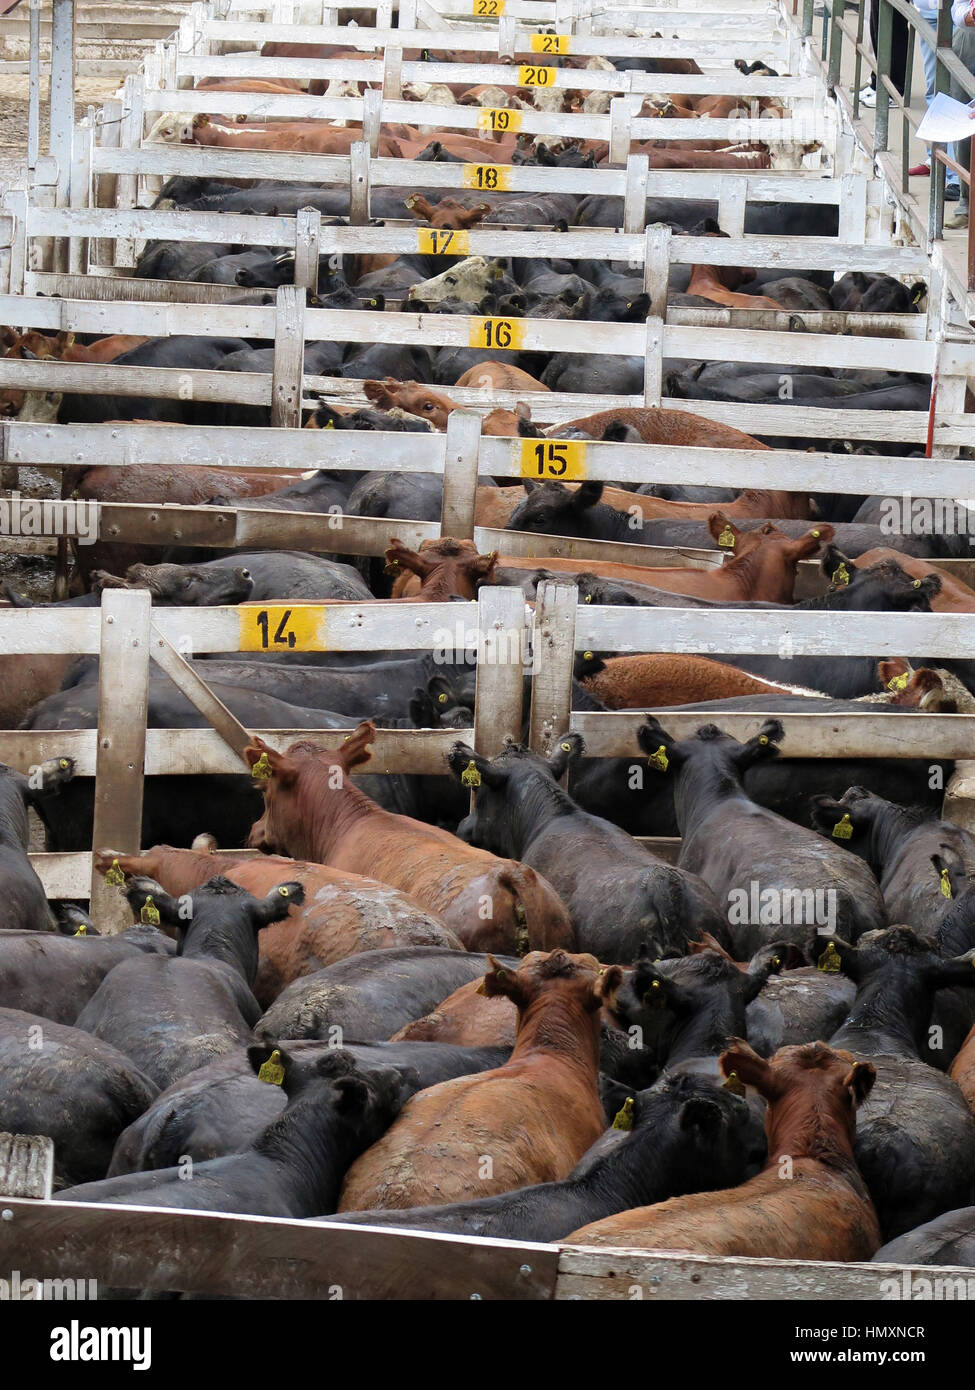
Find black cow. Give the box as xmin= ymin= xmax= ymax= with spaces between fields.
xmin=107 ymin=1039 xmax=510 ymax=1175
xmin=447 ymin=736 xmax=730 ymax=962
xmin=635 ymin=717 xmax=888 ymax=951
xmin=56 ymin=1046 xmax=415 ymax=1217
xmin=0 ymin=758 xmax=74 ymax=932
xmin=0 ymin=925 xmax=174 ymax=1024
xmin=828 ymin=927 xmax=975 ymax=1240
xmin=0 ymin=1007 xmax=157 ymax=1187
xmin=74 ymin=875 xmax=303 ymax=1088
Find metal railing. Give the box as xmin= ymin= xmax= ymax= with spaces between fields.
xmin=805 ymin=0 xmax=975 ymax=290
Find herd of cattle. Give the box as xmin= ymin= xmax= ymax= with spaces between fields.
xmin=4 ymin=21 xmax=975 ymax=1290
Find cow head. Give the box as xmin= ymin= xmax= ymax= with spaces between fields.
xmin=506 ymin=480 xmax=606 ymax=536
xmin=636 ymin=717 xmax=784 ymax=789
xmin=447 ymin=735 xmax=584 ymax=858
xmin=477 ymin=948 xmax=623 ymax=1026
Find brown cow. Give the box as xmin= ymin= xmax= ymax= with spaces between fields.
xmin=683 ymin=262 xmax=785 ymax=311
xmin=244 ymin=724 xmax=575 ymax=955
xmin=190 ymin=117 xmax=403 ymax=157
xmin=339 ymin=949 xmax=622 ymax=1209
xmin=454 ymin=362 xmax=550 ymax=393
xmin=565 ymin=1038 xmax=881 ymax=1260
xmin=92 ymin=844 xmax=460 ymax=1007
xmin=561 ymin=517 xmax=832 ymax=604
xmin=950 ymin=1023 xmax=975 ymax=1116
xmin=405 ymin=195 xmax=491 ymax=230
xmin=384 ymin=537 xmax=497 ymax=600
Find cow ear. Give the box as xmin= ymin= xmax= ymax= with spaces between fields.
xmin=594 ymin=964 xmax=624 ymax=1009
xmin=719 ymin=1038 xmax=780 ymax=1099
xmin=636 ymin=717 xmax=684 ymax=774
xmin=477 ymin=954 xmax=525 ymax=1003
xmin=821 ymin=543 xmax=855 ymax=587
xmin=548 ymin=731 xmax=584 ymax=780
xmin=123 ymin=877 xmax=180 ymax=929
xmin=842 ymin=1060 xmax=876 ymax=1108
xmin=253 ymin=880 xmax=305 ymax=928
xmin=877 ymin=658 xmax=912 ymax=692
xmin=384 ymin=539 xmax=432 ymax=578
xmin=244 ymin=739 xmax=296 ymax=787
xmin=933 ymin=847 xmax=967 ymax=902
xmin=522 ymin=478 xmax=542 ymax=494
xmin=791 ymin=523 xmax=834 ymax=559
xmin=362 ymin=379 xmax=396 ymax=410
xmin=466 ymin=551 xmax=498 ymax=585
xmin=247 ymin=1040 xmax=292 ymax=1080
xmin=812 ymin=933 xmax=861 ymax=980
xmin=338 ymin=722 xmax=375 ymax=772
xmin=708 ymin=512 xmax=741 ymax=551
xmin=570 ymin=481 xmax=603 ymax=511
xmin=809 ymin=793 xmax=867 ymax=843
xmin=446 ymin=742 xmax=504 ymax=789
xmin=408 ymin=685 xmax=434 ymax=729
xmin=732 ymin=719 xmax=783 ymax=771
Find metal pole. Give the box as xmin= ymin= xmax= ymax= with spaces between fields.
xmin=27 ymin=0 xmax=40 ymax=171
xmin=874 ymin=0 xmax=893 ymax=154
xmin=930 ymin=0 xmax=952 ymax=243
xmin=49 ymin=0 xmax=76 ymax=205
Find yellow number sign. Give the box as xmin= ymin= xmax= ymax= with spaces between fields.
xmin=469 ymin=317 xmax=526 ymax=350
xmin=518 ymin=438 xmax=588 ymax=480
xmin=239 ymin=606 xmax=328 ymax=652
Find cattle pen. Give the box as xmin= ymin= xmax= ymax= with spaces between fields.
xmin=3 ymin=0 xmax=975 ymax=1305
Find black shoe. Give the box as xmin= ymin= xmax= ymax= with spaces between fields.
xmin=945 ymin=184 xmax=961 ymax=202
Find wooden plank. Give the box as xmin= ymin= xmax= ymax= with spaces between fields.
xmin=528 ymin=580 xmax=577 ymax=756
xmin=555 ymin=1247 xmax=975 ymax=1300
xmin=0 ymin=1134 xmax=54 ymax=1201
xmin=89 ymin=590 xmax=151 ymax=934
xmin=569 ymin=710 xmax=975 ymax=760
xmin=270 ymin=284 xmax=304 ymax=430
xmin=441 ymin=409 xmax=481 ymax=540
xmin=473 ymin=585 xmax=527 ymax=756
xmin=0 ymin=1197 xmax=559 ymax=1300
xmin=148 ymin=624 xmax=254 ymax=761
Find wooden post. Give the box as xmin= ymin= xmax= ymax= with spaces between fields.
xmin=271 ymin=285 xmax=306 ymax=429
xmin=441 ymin=409 xmax=481 ymax=539
xmin=528 ymin=580 xmax=577 ymax=758
xmin=473 ymin=586 xmax=526 ymax=757
xmin=0 ymin=1134 xmax=53 ymax=1201
xmin=89 ymin=590 xmax=152 ymax=935
xmin=622 ymin=154 xmax=649 ymax=237
xmin=49 ymin=0 xmax=76 ymax=208
xmin=643 ymin=314 xmax=664 ymax=407
xmin=837 ymin=172 xmax=868 ymax=244
xmin=349 ymin=142 xmax=371 ymax=226
xmin=716 ymin=177 xmax=747 ymax=238
xmin=294 ymin=207 xmax=322 ymax=297
xmin=362 ymin=86 xmax=382 ymax=156
xmin=608 ymin=97 xmax=630 ymax=167
xmin=643 ymin=225 xmax=670 ymax=320
xmin=383 ymin=46 xmax=403 ymax=100
xmin=27 ymin=0 xmax=40 ymax=173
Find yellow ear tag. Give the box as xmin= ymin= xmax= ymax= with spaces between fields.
xmin=584 ymin=594 xmax=592 ymax=603
xmin=887 ymin=672 xmax=910 ymax=691
xmin=913 ymin=579 xmax=922 ymax=588
xmin=140 ymin=896 xmax=161 ymax=926
xmin=831 ymin=563 xmax=850 ymax=586
xmin=583 ymin=651 xmax=594 ymax=661
xmin=560 ymin=741 xmax=572 ymax=751
xmin=324 ymin=419 xmax=335 ymax=429
xmin=278 ymin=886 xmax=291 ymax=898
xmin=817 ymin=941 xmax=841 ymax=972
xmin=647 ymin=745 xmax=669 ymax=773
xmin=811 ymin=530 xmax=820 ymax=539
xmin=643 ymin=978 xmax=666 ymax=1008
xmin=722 ymin=1070 xmax=746 ymax=1098
xmin=104 ymin=859 xmax=125 ymax=887
xmin=59 ymin=758 xmax=70 ymax=769
xmin=941 ymin=867 xmax=953 ymax=900
xmin=832 ymin=813 xmax=853 ymax=840
xmin=611 ymin=1096 xmax=635 ymax=1131
xmin=251 ymin=752 xmax=273 ymax=780
xmin=759 ymin=735 xmax=769 ymax=745
xmin=73 ymin=924 xmax=87 ymax=937
xmin=461 ymin=760 xmax=482 ymax=787
xmin=258 ymin=1049 xmax=286 ymax=1086
xmin=475 ymin=977 xmax=489 ymax=996
xmin=717 ymin=525 xmax=736 ymax=549
xmin=438 ymin=692 xmax=449 ymax=704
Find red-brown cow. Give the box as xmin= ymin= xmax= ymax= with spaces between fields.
xmin=244 ymin=724 xmax=575 ymax=955
xmin=339 ymin=950 xmax=622 ymax=1208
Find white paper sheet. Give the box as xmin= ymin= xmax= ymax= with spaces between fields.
xmin=916 ymin=92 xmax=975 ymax=144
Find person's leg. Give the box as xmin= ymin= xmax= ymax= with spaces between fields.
xmin=916 ymin=7 xmax=939 ymax=102
xmin=946 ymin=23 xmax=975 ymax=223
